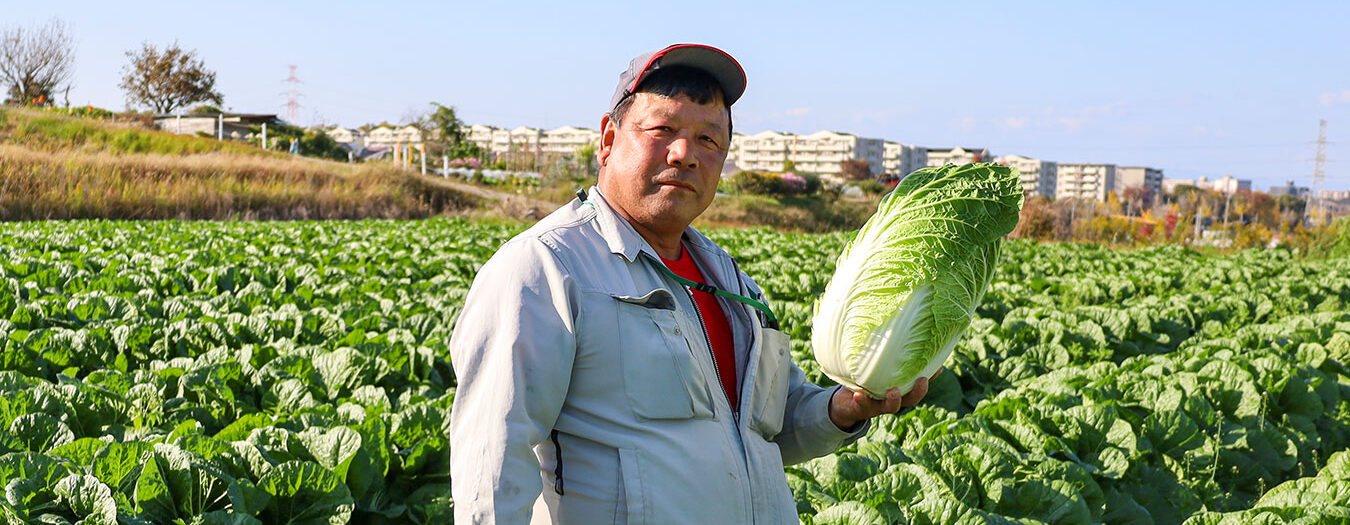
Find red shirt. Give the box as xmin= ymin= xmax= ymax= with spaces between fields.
xmin=660 ymin=245 xmax=739 ymax=412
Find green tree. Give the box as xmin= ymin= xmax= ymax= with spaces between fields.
xmin=423 ymin=102 xmax=483 ymax=160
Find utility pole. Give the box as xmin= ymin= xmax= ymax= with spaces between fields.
xmin=1310 ymin=119 xmax=1328 ymax=225
xmin=283 ymin=65 xmax=302 ymax=125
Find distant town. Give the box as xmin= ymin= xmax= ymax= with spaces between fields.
xmin=151 ymin=112 xmax=1343 ymax=217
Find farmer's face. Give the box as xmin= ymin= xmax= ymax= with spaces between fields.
xmin=597 ymin=92 xmax=730 ymax=234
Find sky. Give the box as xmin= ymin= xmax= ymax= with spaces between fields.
xmin=12 ymin=1 xmax=1350 ymax=192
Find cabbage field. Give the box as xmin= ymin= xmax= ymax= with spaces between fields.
xmin=1 ymin=218 xmax=1349 ymax=524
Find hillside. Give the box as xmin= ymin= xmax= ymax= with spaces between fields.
xmin=0 ymin=108 xmax=478 ymax=220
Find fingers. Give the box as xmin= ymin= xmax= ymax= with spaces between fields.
xmin=899 ymin=377 xmax=929 ymax=408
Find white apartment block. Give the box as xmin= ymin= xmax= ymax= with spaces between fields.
xmin=883 ymin=142 xmax=928 ymax=179
xmin=325 ymin=127 xmax=367 ymax=148
xmin=1206 ymin=175 xmax=1251 ymax=195
xmin=365 ymin=125 xmax=426 ymax=147
xmin=1164 ymin=175 xmax=1252 ymax=195
xmin=996 ymin=155 xmax=1057 ymax=198
xmin=493 ymin=126 xmax=543 ymax=154
xmin=730 ymin=131 xmax=792 ymax=172
xmin=464 ymin=124 xmax=544 ymax=155
xmin=1057 ymin=163 xmax=1116 ymax=202
xmin=467 ymin=124 xmax=497 ymax=152
xmin=540 ymin=126 xmax=601 ymax=155
xmin=1321 ymin=189 xmax=1350 ymax=201
xmin=731 ymin=130 xmax=884 ymax=176
xmin=926 ymin=146 xmax=991 ymax=168
xmin=1116 ymin=166 xmax=1164 ymax=199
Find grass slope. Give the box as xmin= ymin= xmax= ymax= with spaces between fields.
xmin=0 ymin=107 xmax=475 ymax=220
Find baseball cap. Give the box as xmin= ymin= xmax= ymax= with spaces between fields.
xmin=609 ymin=43 xmax=746 ymax=113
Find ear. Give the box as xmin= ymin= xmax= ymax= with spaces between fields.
xmin=598 ymin=113 xmax=617 ymax=168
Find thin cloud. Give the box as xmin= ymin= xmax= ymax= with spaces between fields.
xmin=1320 ymin=90 xmax=1350 ymax=107
xmin=997 ymin=101 xmax=1127 ymax=132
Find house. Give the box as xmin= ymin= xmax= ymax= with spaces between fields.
xmin=152 ymin=112 xmax=281 ymax=140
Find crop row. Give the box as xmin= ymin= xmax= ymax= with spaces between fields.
xmin=0 ymin=219 xmax=1346 ymax=524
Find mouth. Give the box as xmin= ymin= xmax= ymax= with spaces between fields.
xmin=656 ymin=180 xmax=697 ymax=192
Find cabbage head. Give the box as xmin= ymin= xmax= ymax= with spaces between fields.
xmin=812 ymin=163 xmax=1024 ymax=398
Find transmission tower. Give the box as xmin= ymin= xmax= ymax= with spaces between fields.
xmin=283 ymin=65 xmax=302 ymax=124
xmin=1311 ymin=119 xmax=1328 ymax=224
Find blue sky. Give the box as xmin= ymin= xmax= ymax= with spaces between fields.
xmin=14 ymin=1 xmax=1350 ymax=191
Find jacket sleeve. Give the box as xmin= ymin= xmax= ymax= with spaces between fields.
xmin=449 ymin=238 xmax=576 ymax=525
xmin=774 ymin=365 xmax=869 ymax=465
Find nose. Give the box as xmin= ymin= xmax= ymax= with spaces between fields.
xmin=667 ymin=137 xmax=697 ymax=170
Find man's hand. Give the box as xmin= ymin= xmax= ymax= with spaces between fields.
xmin=828 ymin=368 xmax=943 ymax=431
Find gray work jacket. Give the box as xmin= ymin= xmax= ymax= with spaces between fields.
xmin=448 ymin=187 xmax=866 ymax=524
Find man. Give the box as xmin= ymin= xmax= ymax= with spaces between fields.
xmin=449 ymin=43 xmax=934 ymax=524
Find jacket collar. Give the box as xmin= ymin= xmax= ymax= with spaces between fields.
xmin=588 ymin=186 xmax=656 ymax=264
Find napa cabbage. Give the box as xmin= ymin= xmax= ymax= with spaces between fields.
xmin=812 ymin=163 xmax=1024 ymax=398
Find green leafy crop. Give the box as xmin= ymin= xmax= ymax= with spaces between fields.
xmin=813 ymin=163 xmax=1025 ymax=397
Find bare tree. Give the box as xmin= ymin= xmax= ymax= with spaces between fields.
xmin=838 ymin=159 xmax=874 ymax=181
xmin=0 ymin=19 xmax=75 ymax=106
xmin=119 ymin=42 xmax=223 ymax=113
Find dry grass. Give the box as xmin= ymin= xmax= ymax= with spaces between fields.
xmin=0 ymin=107 xmax=478 ymax=220
xmin=0 ymin=145 xmax=476 ymax=220
xmin=696 ymin=193 xmax=881 ymax=233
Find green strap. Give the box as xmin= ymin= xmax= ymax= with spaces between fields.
xmin=652 ymin=262 xmax=779 ymax=329
xmin=573 ymin=188 xmax=778 ymax=328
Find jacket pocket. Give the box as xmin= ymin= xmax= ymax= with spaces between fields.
xmin=748 ymin=326 xmax=791 ymax=439
xmin=613 ymin=290 xmax=715 ymax=420
xmin=617 ymin=448 xmax=645 ymax=525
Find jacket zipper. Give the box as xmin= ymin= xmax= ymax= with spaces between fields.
xmin=683 ymin=285 xmax=738 ymax=424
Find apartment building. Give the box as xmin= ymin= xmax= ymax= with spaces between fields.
xmin=792 ymin=131 xmax=884 ymax=176
xmin=731 ymin=130 xmax=884 ymax=176
xmin=540 ymin=126 xmax=601 ymax=155
xmin=926 ymin=146 xmax=991 ymax=168
xmin=730 ymin=130 xmax=793 ymax=172
xmin=324 ymin=127 xmax=367 ymax=148
xmin=492 ymin=126 xmax=543 ymax=154
xmin=1270 ymin=180 xmax=1310 ymax=198
xmin=1116 ymin=166 xmax=1164 ymax=201
xmin=467 ymin=124 xmax=497 ymax=152
xmin=996 ymin=155 xmax=1057 ymax=198
xmin=1206 ymin=175 xmax=1251 ymax=195
xmin=1057 ymin=163 xmax=1116 ymax=202
xmin=1320 ymin=189 xmax=1350 ymax=201
xmin=365 ymin=125 xmax=427 ymax=147
xmin=883 ymin=142 xmax=928 ymax=179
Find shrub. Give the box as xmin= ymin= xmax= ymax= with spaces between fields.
xmin=731 ymin=170 xmax=818 ymax=197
